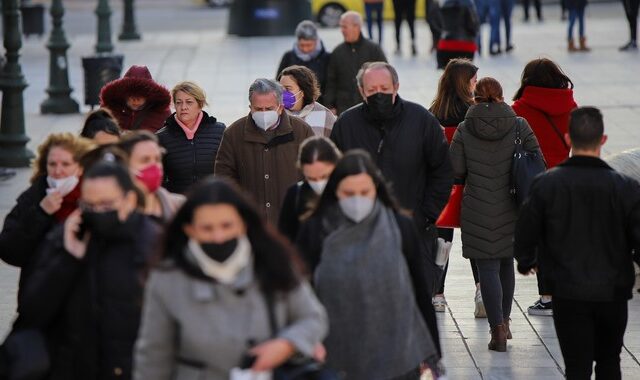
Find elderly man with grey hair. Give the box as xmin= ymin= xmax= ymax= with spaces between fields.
xmin=276 ymin=20 xmax=331 ymax=103
xmin=215 ymin=78 xmax=314 ymax=224
xmin=325 ymin=11 xmax=387 ymax=115
xmin=330 ymin=61 xmax=453 ymax=303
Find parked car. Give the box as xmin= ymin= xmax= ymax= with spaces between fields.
xmin=205 ymin=0 xmax=233 ymax=7
xmin=313 ymin=0 xmax=426 ymax=27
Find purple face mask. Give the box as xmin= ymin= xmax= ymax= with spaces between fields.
xmin=282 ymin=90 xmax=300 ymax=110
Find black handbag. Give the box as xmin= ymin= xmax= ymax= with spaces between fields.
xmin=263 ymin=292 xmax=341 ymax=380
xmin=0 ymin=329 xmax=50 ymax=380
xmin=510 ymin=119 xmax=546 ymax=207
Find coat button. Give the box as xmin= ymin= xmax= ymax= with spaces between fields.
xmin=264 ymin=174 xmax=269 ymax=179
xmin=266 ymin=202 xmax=271 ymax=208
xmin=114 ymin=367 xmax=123 ymax=376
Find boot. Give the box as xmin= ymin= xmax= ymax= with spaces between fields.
xmin=504 ymin=319 xmax=512 ymax=339
xmin=579 ymin=36 xmax=591 ymax=52
xmin=488 ymin=324 xmax=507 ymax=352
xmin=568 ymin=38 xmax=578 ymax=52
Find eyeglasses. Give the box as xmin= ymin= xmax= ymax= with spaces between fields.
xmin=78 ymin=197 xmax=123 ymax=213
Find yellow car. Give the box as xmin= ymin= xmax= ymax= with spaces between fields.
xmin=313 ymin=0 xmax=427 ymax=27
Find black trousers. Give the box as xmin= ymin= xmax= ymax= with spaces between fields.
xmin=523 ymin=0 xmax=542 ymax=20
xmin=553 ymin=297 xmax=628 ymax=380
xmin=623 ymin=0 xmax=640 ymax=41
xmin=393 ymin=0 xmax=417 ymax=44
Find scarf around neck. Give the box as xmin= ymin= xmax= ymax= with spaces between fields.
xmin=187 ymin=235 xmax=251 ymax=284
xmin=175 ymin=111 xmax=203 ymax=140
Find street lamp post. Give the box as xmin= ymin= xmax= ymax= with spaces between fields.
xmin=95 ymin=0 xmax=114 ymax=53
xmin=0 ymin=0 xmax=34 ymax=167
xmin=40 ymin=0 xmax=80 ymax=114
xmin=119 ymin=0 xmax=141 ymax=41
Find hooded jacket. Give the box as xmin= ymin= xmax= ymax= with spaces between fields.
xmin=512 ymin=86 xmax=577 ymax=168
xmin=450 ymin=102 xmax=540 ymax=260
xmin=100 ymin=66 xmax=172 ymax=132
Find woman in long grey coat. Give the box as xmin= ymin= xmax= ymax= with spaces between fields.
xmin=450 ymin=77 xmax=540 ymax=352
xmin=134 ymin=178 xmax=327 ymax=380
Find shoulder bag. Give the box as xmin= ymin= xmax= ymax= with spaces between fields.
xmin=510 ymin=120 xmax=546 ymax=207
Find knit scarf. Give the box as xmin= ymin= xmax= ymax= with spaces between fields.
xmin=314 ymin=201 xmax=437 ymax=379
xmin=53 ymin=182 xmax=81 ymax=222
xmin=175 ymin=111 xmax=203 ymax=140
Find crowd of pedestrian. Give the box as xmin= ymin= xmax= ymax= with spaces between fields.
xmin=0 ymin=7 xmax=639 ymax=380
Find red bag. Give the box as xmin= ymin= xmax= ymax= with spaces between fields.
xmin=436 ymin=184 xmax=464 ymax=228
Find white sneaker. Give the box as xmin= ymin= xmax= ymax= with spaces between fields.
xmin=474 ymin=288 xmax=486 ymax=318
xmin=432 ymin=295 xmax=447 ymax=312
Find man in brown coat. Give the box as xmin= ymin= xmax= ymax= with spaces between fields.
xmin=215 ymin=78 xmax=314 ymax=225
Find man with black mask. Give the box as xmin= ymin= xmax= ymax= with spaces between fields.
xmin=330 ymin=61 xmax=453 ymax=297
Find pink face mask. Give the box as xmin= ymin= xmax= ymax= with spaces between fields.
xmin=135 ymin=164 xmax=163 ymax=193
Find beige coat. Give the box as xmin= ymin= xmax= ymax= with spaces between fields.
xmin=214 ymin=112 xmax=314 ymax=225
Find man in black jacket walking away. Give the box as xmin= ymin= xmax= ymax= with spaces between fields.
xmin=515 ymin=107 xmax=640 ymax=380
xmin=330 ymin=61 xmax=453 ymax=295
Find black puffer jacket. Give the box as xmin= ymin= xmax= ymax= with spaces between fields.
xmin=330 ymin=96 xmax=452 ymax=230
xmin=440 ymin=0 xmax=479 ymax=42
xmin=156 ymin=111 xmax=225 ymax=194
xmin=16 ymin=212 xmax=160 ymax=380
xmin=450 ymin=102 xmax=539 ymax=260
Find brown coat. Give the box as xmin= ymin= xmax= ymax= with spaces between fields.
xmin=214 ymin=112 xmax=314 ymax=225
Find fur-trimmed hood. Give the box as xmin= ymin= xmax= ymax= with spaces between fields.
xmin=99 ymin=65 xmax=172 ymax=132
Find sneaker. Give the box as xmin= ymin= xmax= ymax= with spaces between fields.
xmin=527 ymin=299 xmax=553 ymax=316
xmin=432 ymin=295 xmax=447 ymax=313
xmin=474 ymin=288 xmax=487 ymax=318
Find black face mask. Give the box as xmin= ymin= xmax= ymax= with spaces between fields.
xmin=366 ymin=92 xmax=394 ymax=120
xmin=82 ymin=210 xmax=122 ymax=237
xmin=200 ymin=238 xmax=238 ymax=263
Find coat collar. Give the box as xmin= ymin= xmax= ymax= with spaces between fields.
xmin=559 ymin=155 xmax=613 ymax=170
xmin=242 ymin=111 xmax=294 ymax=145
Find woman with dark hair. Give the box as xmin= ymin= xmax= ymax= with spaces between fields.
xmin=278 ymin=136 xmax=341 ymax=242
xmin=17 ymin=160 xmax=161 ymax=380
xmin=80 ymin=108 xmax=122 ymax=145
xmin=0 ymin=133 xmax=94 ymax=300
xmin=278 ymin=65 xmax=336 ymax=137
xmin=450 ymin=77 xmax=540 ymax=352
xmin=118 ymin=131 xmax=185 ymax=225
xmin=429 ymin=59 xmax=484 ymax=317
xmin=435 ymin=0 xmax=479 ymax=69
xmin=134 ymin=178 xmax=327 ymax=380
xmin=512 ymin=58 xmax=577 ymax=317
xmin=296 ymin=150 xmax=443 ymax=379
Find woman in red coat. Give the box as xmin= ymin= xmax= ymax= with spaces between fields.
xmin=512 ymin=58 xmax=577 ymax=316
xmin=99 ymin=65 xmax=171 ymax=132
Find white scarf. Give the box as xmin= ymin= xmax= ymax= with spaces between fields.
xmin=187 ymin=235 xmax=251 ymax=284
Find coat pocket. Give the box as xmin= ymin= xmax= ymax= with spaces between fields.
xmin=173 ymin=362 xmax=205 ymax=380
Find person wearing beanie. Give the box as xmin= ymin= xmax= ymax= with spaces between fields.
xmin=99 ymin=65 xmax=172 ymax=132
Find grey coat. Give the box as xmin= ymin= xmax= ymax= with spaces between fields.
xmin=134 ymin=263 xmax=328 ymax=380
xmin=450 ymin=102 xmax=540 ymax=260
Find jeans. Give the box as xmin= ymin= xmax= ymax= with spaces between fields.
xmin=488 ymin=0 xmax=502 ymax=50
xmin=623 ymin=0 xmax=640 ymax=41
xmin=475 ymin=258 xmax=515 ymax=327
xmin=475 ymin=0 xmax=490 ymax=53
xmin=568 ymin=7 xmax=586 ymax=39
xmin=501 ymin=0 xmax=515 ymax=46
xmin=553 ymin=297 xmax=628 ymax=380
xmin=365 ymin=3 xmax=384 ymax=44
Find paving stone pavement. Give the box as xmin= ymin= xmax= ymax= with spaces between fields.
xmin=1 ymin=2 xmax=640 ymax=379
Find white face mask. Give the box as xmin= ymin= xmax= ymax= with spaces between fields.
xmin=307 ymin=179 xmax=328 ymax=195
xmin=46 ymin=175 xmax=79 ymax=197
xmin=251 ymin=110 xmax=279 ymax=130
xmin=339 ymin=196 xmax=375 ymax=223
